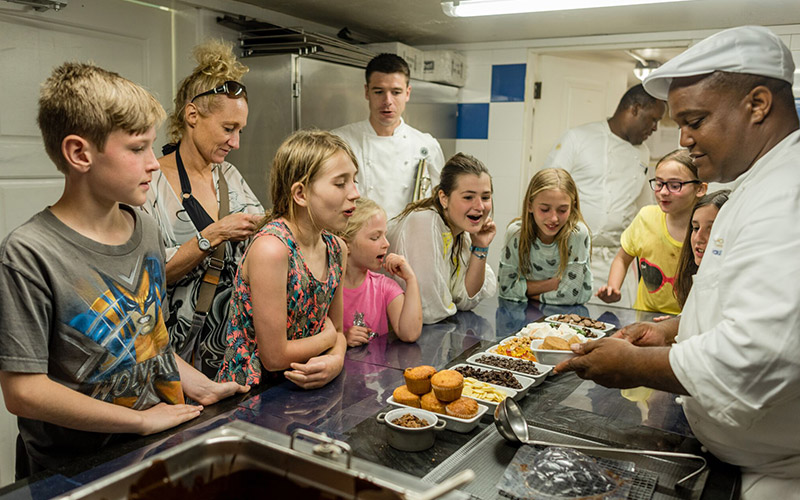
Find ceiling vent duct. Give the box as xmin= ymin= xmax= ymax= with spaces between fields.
xmin=218 ymin=15 xmax=376 ymax=68
xmin=3 ymin=0 xmax=66 ymax=11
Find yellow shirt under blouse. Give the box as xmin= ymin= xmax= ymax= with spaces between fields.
xmin=620 ymin=205 xmax=682 ymax=315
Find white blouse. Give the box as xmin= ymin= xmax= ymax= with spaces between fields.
xmin=387 ymin=209 xmax=496 ymax=324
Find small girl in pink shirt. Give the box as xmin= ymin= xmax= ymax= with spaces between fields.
xmin=341 ymin=198 xmax=422 ymax=346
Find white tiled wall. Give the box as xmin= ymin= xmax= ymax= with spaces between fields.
xmin=455 ymin=49 xmax=528 ymax=272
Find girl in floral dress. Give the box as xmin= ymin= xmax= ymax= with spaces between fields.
xmin=217 ymin=130 xmax=359 ymax=388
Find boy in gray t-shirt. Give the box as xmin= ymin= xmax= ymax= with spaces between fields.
xmin=0 ymin=63 xmax=248 ymax=478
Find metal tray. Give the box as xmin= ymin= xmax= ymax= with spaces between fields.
xmin=56 ymin=421 xmax=469 ymax=500
xmin=423 ymin=421 xmax=708 ymax=500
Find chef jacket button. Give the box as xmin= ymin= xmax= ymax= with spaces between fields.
xmin=675 ymin=396 xmax=683 ymax=405
xmin=701 ymin=445 xmax=708 ymax=453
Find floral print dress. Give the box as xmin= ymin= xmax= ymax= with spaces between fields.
xmin=216 ymin=220 xmax=343 ymax=386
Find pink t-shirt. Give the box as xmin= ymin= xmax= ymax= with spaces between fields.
xmin=343 ymin=270 xmax=404 ymax=335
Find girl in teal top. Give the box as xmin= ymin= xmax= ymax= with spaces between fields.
xmin=499 ymin=168 xmax=592 ymax=304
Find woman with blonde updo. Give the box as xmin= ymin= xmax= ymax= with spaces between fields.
xmin=142 ymin=39 xmax=263 ymax=377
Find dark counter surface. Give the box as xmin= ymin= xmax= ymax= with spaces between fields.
xmin=0 ymin=298 xmax=739 ymax=499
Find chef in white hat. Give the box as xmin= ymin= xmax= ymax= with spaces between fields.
xmin=555 ymin=25 xmax=800 ymax=498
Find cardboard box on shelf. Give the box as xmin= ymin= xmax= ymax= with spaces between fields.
xmin=366 ymin=42 xmax=425 ymax=80
xmin=422 ymin=50 xmax=466 ymax=87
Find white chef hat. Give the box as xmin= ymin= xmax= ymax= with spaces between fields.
xmin=643 ymin=26 xmax=795 ymax=100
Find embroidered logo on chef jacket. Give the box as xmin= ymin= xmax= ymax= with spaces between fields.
xmin=711 ymin=237 xmax=724 ymax=256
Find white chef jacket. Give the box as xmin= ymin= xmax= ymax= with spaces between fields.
xmin=333 ymin=118 xmax=445 ymax=219
xmin=542 ymin=120 xmax=652 ymax=307
xmin=670 ymin=130 xmax=800 ymax=497
xmin=386 ymin=209 xmax=497 ymax=324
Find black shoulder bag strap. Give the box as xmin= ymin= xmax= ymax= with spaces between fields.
xmin=175 ymin=146 xmax=229 ymax=367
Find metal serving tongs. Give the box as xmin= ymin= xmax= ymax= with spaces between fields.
xmin=494 ymin=398 xmax=707 ymax=491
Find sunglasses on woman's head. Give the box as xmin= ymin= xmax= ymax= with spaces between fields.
xmin=190 ymin=81 xmax=247 ymax=103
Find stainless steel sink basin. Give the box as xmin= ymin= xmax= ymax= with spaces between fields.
xmin=56 ymin=422 xmax=469 ymax=500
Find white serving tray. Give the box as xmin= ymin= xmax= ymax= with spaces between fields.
xmin=465 ymin=353 xmax=551 ymax=387
xmin=448 ymin=363 xmax=520 ymax=408
xmin=529 ymin=338 xmax=576 ymax=366
xmin=387 ymin=396 xmax=487 ymax=433
xmin=544 ymin=314 xmax=615 ymax=333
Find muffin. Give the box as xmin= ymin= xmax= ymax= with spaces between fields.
xmin=430 ymin=370 xmax=464 ymax=402
xmin=420 ymin=391 xmax=448 ymax=414
xmin=446 ymin=397 xmax=479 ymax=420
xmin=392 ymin=385 xmax=421 ymax=408
xmin=403 ymin=365 xmax=437 ymax=395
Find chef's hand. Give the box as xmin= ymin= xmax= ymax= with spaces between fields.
xmin=595 ymin=285 xmax=621 ymax=303
xmin=613 ymin=320 xmax=677 ymax=346
xmin=554 ymin=338 xmax=641 ymax=388
xmin=471 ymin=216 xmax=496 ymax=248
xmin=383 ymin=253 xmax=416 ymax=283
xmin=284 ymin=353 xmax=344 ymax=389
xmin=345 ymin=325 xmax=372 ymax=347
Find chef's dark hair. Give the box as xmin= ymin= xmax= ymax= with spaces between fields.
xmin=396 ymin=153 xmax=492 ymax=276
xmin=616 ymin=83 xmax=662 ymax=112
xmin=366 ymin=53 xmax=410 ymax=85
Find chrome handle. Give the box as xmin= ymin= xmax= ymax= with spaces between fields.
xmin=290 ymin=428 xmax=352 ymax=469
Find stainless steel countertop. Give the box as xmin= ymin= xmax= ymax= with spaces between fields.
xmin=0 ymin=297 xmax=739 ymax=499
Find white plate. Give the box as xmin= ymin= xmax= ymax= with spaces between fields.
xmin=529 ymin=338 xmax=577 ymax=366
xmin=465 ymin=353 xmax=551 ymax=388
xmin=386 ymin=396 xmax=487 ymax=433
xmin=448 ymin=363 xmax=521 ymax=405
xmin=544 ymin=314 xmax=615 ymax=333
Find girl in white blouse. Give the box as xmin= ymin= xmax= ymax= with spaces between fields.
xmin=387 ymin=153 xmax=497 ymax=324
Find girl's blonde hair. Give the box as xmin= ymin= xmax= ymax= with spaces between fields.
xmin=259 ymin=129 xmax=359 ymax=230
xmin=340 ymin=198 xmax=386 ymax=243
xmin=167 ymin=39 xmax=249 ymax=143
xmin=396 ymin=153 xmax=492 ymax=274
xmin=515 ymin=168 xmax=587 ymax=278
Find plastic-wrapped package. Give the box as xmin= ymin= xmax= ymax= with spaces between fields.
xmin=497 ymin=446 xmax=633 ymax=500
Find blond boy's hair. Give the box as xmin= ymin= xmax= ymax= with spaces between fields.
xmin=340 ymin=198 xmax=385 ymax=243
xmin=167 ymin=39 xmax=249 ymax=144
xmin=37 ymin=62 xmax=165 ymax=174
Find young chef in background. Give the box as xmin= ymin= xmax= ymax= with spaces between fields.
xmin=555 ymin=26 xmax=800 ymax=499
xmin=541 ymin=84 xmax=666 ymax=308
xmin=333 ymin=53 xmax=445 ymax=219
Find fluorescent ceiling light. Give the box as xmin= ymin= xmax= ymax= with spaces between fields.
xmin=442 ymin=0 xmax=695 ymax=17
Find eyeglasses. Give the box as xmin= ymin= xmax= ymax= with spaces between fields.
xmin=648 ymin=178 xmax=701 ymax=193
xmin=190 ymin=81 xmax=247 ymax=103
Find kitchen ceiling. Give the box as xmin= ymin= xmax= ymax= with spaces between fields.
xmin=234 ymin=0 xmax=800 ymax=46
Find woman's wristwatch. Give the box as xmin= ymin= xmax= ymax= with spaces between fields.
xmin=197 ymin=232 xmax=213 ymax=252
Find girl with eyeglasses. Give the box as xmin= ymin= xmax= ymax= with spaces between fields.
xmin=596 ymin=149 xmax=707 ymax=314
xmin=141 ymin=40 xmax=264 ymax=378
